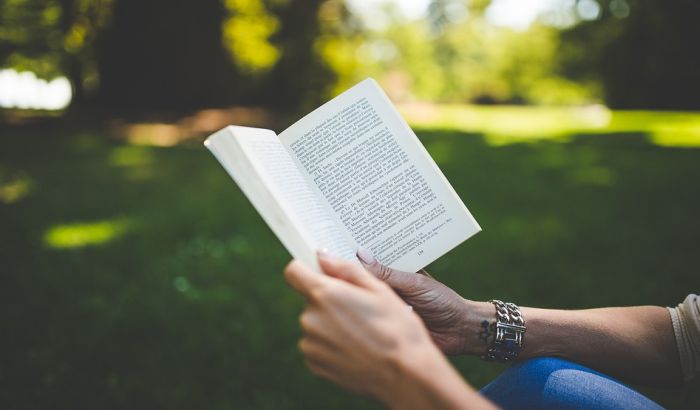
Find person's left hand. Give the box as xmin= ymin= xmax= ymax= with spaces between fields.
xmin=283 ymin=251 xmax=444 ymax=406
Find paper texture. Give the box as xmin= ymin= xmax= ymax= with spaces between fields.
xmin=279 ymin=78 xmax=480 ymax=272
xmin=205 ymin=126 xmax=354 ymax=271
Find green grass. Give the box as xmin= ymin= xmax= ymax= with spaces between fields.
xmin=400 ymin=104 xmax=700 ymax=147
xmin=1 ymin=110 xmax=699 ymax=408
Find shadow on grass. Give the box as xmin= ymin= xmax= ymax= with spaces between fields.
xmin=1 ymin=128 xmax=698 ymax=409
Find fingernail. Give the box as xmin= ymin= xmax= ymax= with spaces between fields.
xmin=317 ymin=248 xmax=333 ymax=261
xmin=356 ymin=246 xmax=375 ymax=265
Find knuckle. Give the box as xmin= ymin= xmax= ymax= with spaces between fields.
xmin=283 ymin=260 xmax=297 ymax=279
xmin=414 ymin=273 xmax=430 ymax=287
xmin=310 ymin=283 xmax=338 ymax=302
xmin=378 ymin=264 xmax=394 ymax=282
xmin=298 ymin=338 xmax=310 ymax=355
xmin=299 ymin=311 xmax=313 ymax=331
xmin=309 ymin=287 xmax=327 ymax=302
xmin=305 ymin=360 xmax=324 ymax=376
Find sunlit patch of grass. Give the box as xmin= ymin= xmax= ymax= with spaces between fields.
xmin=123 ymin=123 xmax=183 ymax=146
xmin=109 ymin=146 xmax=153 ymax=167
xmin=44 ymin=218 xmax=132 ymax=249
xmin=401 ymin=104 xmax=700 ymax=147
xmin=108 ymin=146 xmax=156 ymax=180
xmin=0 ymin=173 xmax=33 ymax=204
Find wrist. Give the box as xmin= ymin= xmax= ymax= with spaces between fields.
xmin=383 ymin=342 xmax=477 ymax=410
xmin=459 ymin=300 xmax=496 ymax=356
xmin=482 ymin=300 xmax=526 ymax=362
xmin=378 ymin=339 xmax=439 ymax=407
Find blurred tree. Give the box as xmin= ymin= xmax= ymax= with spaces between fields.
xmin=95 ymin=0 xmax=352 ymax=115
xmin=2 ymin=0 xmax=350 ymax=116
xmin=222 ymin=0 xmax=281 ymax=75
xmin=359 ymin=0 xmax=593 ymax=105
xmin=259 ymin=0 xmax=356 ymax=112
xmin=5 ymin=0 xmax=698 ymax=113
xmin=558 ymin=0 xmax=700 ymax=109
xmin=0 ymin=0 xmax=113 ymax=108
xmin=313 ymin=0 xmax=365 ymax=97
xmin=95 ymin=0 xmax=241 ymax=115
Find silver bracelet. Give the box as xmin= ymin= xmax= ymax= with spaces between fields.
xmin=482 ymin=299 xmax=526 ymax=362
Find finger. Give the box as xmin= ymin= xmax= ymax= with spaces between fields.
xmin=317 ymin=249 xmax=381 ymax=290
xmin=356 ymin=246 xmax=422 ymax=291
xmin=304 ymin=356 xmax=339 ymax=384
xmin=305 ymin=355 xmax=365 ymax=397
xmin=283 ymin=259 xmax=331 ymax=298
xmin=298 ymin=337 xmax=338 ymax=362
xmin=299 ymin=310 xmax=341 ymax=346
xmin=299 ymin=339 xmax=342 ymax=381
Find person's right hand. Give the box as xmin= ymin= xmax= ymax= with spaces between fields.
xmin=357 ymin=247 xmax=489 ymax=356
xmin=284 ymin=252 xmax=497 ymax=410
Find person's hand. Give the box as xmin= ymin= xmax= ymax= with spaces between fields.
xmin=284 ymin=251 xmax=491 ymax=409
xmin=357 ymin=247 xmax=490 ymax=356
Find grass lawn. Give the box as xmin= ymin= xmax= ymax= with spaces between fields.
xmin=1 ymin=107 xmax=699 ymax=408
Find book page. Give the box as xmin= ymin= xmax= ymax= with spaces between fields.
xmin=205 ymin=126 xmax=356 ymax=271
xmin=279 ymin=79 xmax=480 ymax=272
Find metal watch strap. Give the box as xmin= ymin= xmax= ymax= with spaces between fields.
xmin=482 ymin=299 xmax=526 ymax=362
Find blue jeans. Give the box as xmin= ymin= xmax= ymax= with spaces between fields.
xmin=480 ymin=357 xmax=663 ymax=409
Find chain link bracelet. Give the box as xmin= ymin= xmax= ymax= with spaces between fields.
xmin=481 ymin=299 xmax=526 ymax=362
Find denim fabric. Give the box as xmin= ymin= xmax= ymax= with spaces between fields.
xmin=480 ymin=357 xmax=664 ymax=409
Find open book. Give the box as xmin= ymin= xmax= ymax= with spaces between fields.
xmin=205 ymin=78 xmax=480 ymax=273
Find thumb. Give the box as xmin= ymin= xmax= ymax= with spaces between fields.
xmin=356 ymin=247 xmax=421 ymax=292
xmin=317 ymin=249 xmax=381 ymax=290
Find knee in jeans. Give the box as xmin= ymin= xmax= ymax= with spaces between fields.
xmin=482 ymin=357 xmax=577 ymax=399
xmin=515 ymin=357 xmax=574 ymax=381
xmin=481 ymin=357 xmax=663 ymax=409
xmin=481 ymin=357 xmax=571 ymax=402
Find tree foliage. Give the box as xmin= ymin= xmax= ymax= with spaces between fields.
xmin=355 ymin=1 xmax=594 ymax=105
xmin=0 ymin=0 xmax=113 ymax=105
xmin=558 ymin=0 xmax=700 ymax=109
xmin=1 ymin=0 xmax=351 ymax=115
xmin=95 ymin=0 xmax=239 ymax=114
xmin=1 ymin=0 xmax=698 ymax=113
